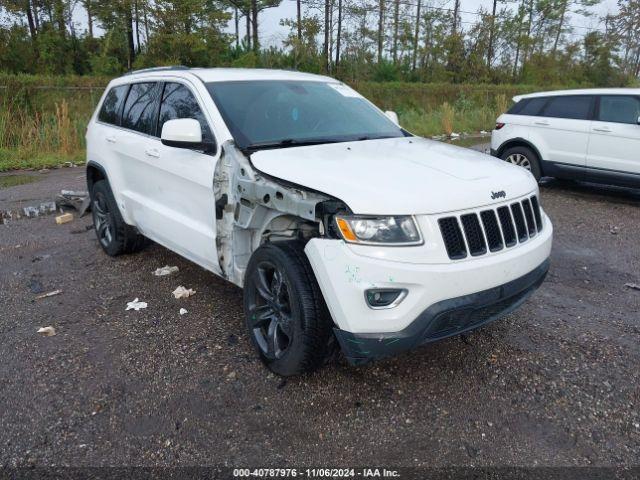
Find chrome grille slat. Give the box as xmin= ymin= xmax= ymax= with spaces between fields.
xmin=439 ymin=196 xmax=543 ymax=260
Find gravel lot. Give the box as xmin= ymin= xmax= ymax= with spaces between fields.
xmin=0 ymin=160 xmax=639 ymax=468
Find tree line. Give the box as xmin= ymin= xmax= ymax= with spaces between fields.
xmin=0 ymin=0 xmax=639 ymax=85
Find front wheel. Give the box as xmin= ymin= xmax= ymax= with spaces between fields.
xmin=243 ymin=242 xmax=333 ymax=376
xmin=90 ymin=180 xmax=148 ymax=256
xmin=501 ymin=146 xmax=542 ymax=181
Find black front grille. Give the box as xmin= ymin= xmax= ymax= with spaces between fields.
xmin=530 ymin=195 xmax=543 ymax=231
xmin=521 ymin=199 xmax=536 ymax=236
xmin=438 ymin=217 xmax=467 ymax=260
xmin=510 ymin=203 xmax=528 ymax=242
xmin=439 ymin=196 xmax=544 ymax=260
xmin=480 ymin=210 xmax=503 ymax=252
xmin=460 ymin=214 xmax=487 ymax=256
xmin=497 ymin=206 xmax=517 ymax=247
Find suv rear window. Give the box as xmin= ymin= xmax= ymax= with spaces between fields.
xmin=121 ymin=82 xmax=162 ymax=136
xmin=541 ymin=95 xmax=594 ymax=120
xmin=98 ymin=85 xmax=129 ymax=125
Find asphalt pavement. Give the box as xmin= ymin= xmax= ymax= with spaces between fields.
xmin=0 ymin=156 xmax=639 ymax=468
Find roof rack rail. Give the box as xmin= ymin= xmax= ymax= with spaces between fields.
xmin=124 ymin=66 xmax=190 ymax=76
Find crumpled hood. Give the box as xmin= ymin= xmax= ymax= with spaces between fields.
xmin=250 ymin=137 xmax=537 ymax=215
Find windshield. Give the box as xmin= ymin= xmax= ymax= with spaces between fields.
xmin=205 ymin=80 xmax=405 ymax=150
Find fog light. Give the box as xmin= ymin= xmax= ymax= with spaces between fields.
xmin=365 ymin=288 xmax=407 ymax=309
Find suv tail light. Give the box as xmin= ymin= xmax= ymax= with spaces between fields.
xmin=495 ymin=122 xmax=505 ymax=130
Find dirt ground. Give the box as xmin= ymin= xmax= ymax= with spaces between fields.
xmin=0 ymin=160 xmax=639 ymax=468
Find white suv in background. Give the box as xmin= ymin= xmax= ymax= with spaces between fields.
xmin=491 ymin=88 xmax=640 ymax=187
xmin=86 ymin=67 xmax=552 ymax=376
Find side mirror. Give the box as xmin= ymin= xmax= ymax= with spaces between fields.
xmin=161 ymin=118 xmax=208 ymax=150
xmin=385 ymin=110 xmax=400 ymax=125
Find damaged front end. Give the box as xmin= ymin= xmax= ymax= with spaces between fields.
xmin=213 ymin=140 xmax=348 ymax=287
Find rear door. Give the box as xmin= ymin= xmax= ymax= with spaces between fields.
xmin=133 ymin=81 xmax=220 ymax=272
xmin=88 ymin=84 xmax=130 ymax=213
xmin=112 ymin=81 xmax=163 ymax=225
xmin=528 ymin=95 xmax=595 ymax=174
xmin=587 ymin=95 xmax=640 ymax=179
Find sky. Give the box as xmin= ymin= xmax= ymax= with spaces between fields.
xmin=251 ymin=0 xmax=619 ymax=48
xmin=48 ymin=0 xmax=619 ymax=49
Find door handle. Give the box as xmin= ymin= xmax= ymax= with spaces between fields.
xmin=145 ymin=148 xmax=160 ymax=158
xmin=592 ymin=127 xmax=612 ymax=133
xmin=105 ymin=135 xmax=116 ymax=143
xmin=533 ymin=120 xmax=550 ymax=126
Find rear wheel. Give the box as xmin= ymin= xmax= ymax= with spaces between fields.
xmin=243 ymin=242 xmax=333 ymax=376
xmin=90 ymin=180 xmax=148 ymax=256
xmin=501 ymin=145 xmax=542 ymax=181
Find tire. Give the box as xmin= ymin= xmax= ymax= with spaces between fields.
xmin=90 ymin=180 xmax=148 ymax=256
xmin=501 ymin=145 xmax=542 ymax=181
xmin=243 ymin=241 xmax=333 ymax=376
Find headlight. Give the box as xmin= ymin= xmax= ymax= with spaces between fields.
xmin=334 ymin=215 xmax=423 ymax=245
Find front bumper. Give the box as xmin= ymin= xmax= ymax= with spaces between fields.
xmin=304 ymin=210 xmax=552 ymax=364
xmin=333 ymin=259 xmax=549 ymax=364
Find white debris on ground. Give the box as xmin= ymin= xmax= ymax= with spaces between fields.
xmin=153 ymin=265 xmax=179 ymax=276
xmin=172 ymin=286 xmax=196 ymax=299
xmin=450 ymin=132 xmax=460 ymax=138
xmin=35 ymin=289 xmax=62 ymax=299
xmin=179 ymin=308 xmax=188 ymax=315
xmin=37 ymin=326 xmax=56 ymax=336
xmin=625 ymin=283 xmax=640 ymax=291
xmin=22 ymin=202 xmax=57 ymax=218
xmin=125 ymin=298 xmax=148 ymax=311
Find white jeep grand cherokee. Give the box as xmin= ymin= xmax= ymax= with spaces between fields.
xmin=86 ymin=67 xmax=553 ymax=376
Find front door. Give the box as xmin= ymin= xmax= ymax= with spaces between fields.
xmin=133 ymin=81 xmax=220 ymax=273
xmin=587 ymin=95 xmax=640 ymax=178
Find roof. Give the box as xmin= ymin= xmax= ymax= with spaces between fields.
xmin=514 ymin=88 xmax=640 ymax=102
xmin=120 ymin=67 xmax=336 ymax=84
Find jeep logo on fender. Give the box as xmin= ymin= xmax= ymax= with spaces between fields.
xmin=491 ymin=190 xmax=506 ymax=200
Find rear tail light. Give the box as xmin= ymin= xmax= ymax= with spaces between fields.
xmin=495 ymin=122 xmax=505 ymax=130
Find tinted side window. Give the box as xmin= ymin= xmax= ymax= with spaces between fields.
xmin=507 ymin=99 xmax=527 ymax=114
xmin=541 ymin=95 xmax=593 ymax=120
xmin=514 ymin=97 xmax=548 ymax=116
xmin=598 ymin=96 xmax=640 ymax=125
xmin=159 ymin=83 xmax=213 ymax=142
xmin=121 ymin=83 xmax=161 ymax=136
xmin=98 ymin=85 xmax=128 ymax=125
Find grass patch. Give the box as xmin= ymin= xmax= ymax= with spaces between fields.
xmin=0 ymin=148 xmax=84 ymax=172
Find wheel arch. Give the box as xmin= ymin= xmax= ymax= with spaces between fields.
xmin=496 ymin=138 xmax=545 ymax=175
xmin=86 ymin=161 xmax=109 ymax=193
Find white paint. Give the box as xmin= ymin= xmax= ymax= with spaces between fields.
xmin=252 ymin=136 xmax=537 ymax=215
xmin=493 ymin=87 xmax=640 ymax=176
xmin=88 ymin=68 xmax=554 ymax=344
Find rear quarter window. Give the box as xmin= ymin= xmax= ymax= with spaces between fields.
xmin=98 ymin=85 xmax=129 ymax=125
xmin=509 ymin=97 xmax=548 ymax=116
